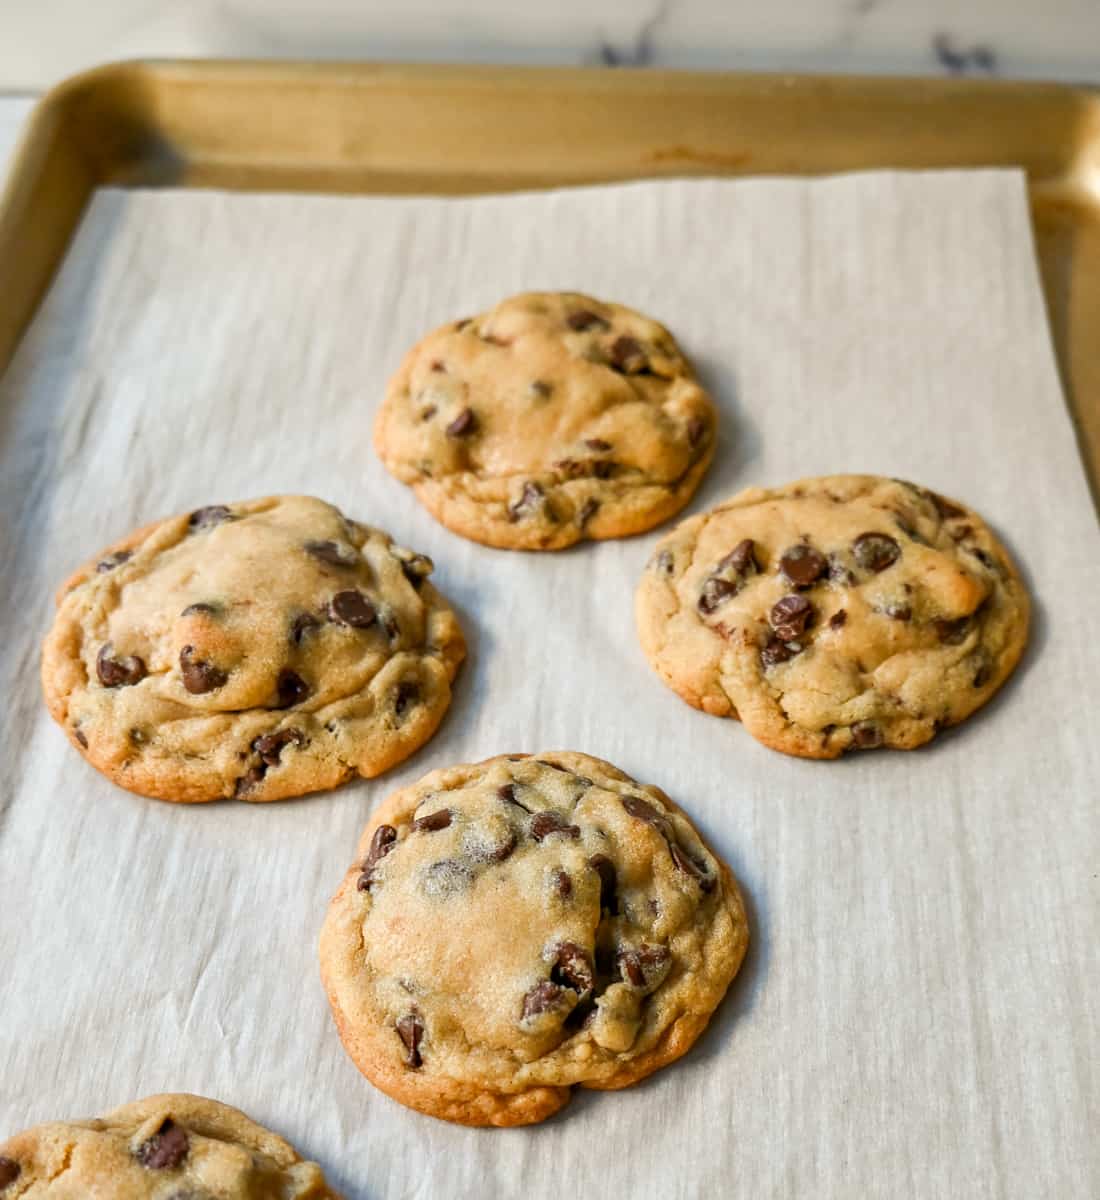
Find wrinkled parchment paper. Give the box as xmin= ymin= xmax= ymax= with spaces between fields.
xmin=1 ymin=171 xmax=1097 ymax=1200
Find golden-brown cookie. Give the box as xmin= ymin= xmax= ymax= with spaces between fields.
xmin=41 ymin=495 xmax=465 ymax=802
xmin=320 ymin=752 xmax=748 ymax=1126
xmin=374 ymin=292 xmax=717 ymax=550
xmin=0 ymin=1093 xmax=340 ymax=1198
xmin=636 ymin=474 xmax=1030 ymax=758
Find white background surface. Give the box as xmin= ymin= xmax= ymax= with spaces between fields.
xmin=0 ymin=169 xmax=1097 ymax=1198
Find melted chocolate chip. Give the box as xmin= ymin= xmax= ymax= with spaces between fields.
xmin=234 ymin=766 xmax=266 ymax=797
xmin=429 ymin=359 xmax=445 ymax=373
xmin=522 ymin=980 xmax=567 ymax=1019
xmin=290 ymin=612 xmax=321 ymax=644
xmin=760 ymin=634 xmax=801 ymax=669
xmin=394 ymin=681 xmax=419 ymax=717
xmin=188 ymin=506 xmax=232 ymax=531
xmin=936 ymin=616 xmax=972 ymax=645
xmin=567 ymin=309 xmax=610 ymax=331
xmin=357 ymin=824 xmax=397 ymax=890
xmin=252 ymin=728 xmax=304 ymax=766
xmin=608 ymin=335 xmax=647 ymax=373
xmin=96 ymin=643 xmax=146 ymax=688
xmin=584 ymin=438 xmax=611 ymax=451
xmin=577 ymin=498 xmax=600 ymax=528
xmin=930 ymin=491 xmax=967 ymax=520
xmin=413 ymin=808 xmax=452 ymax=833
xmin=276 ymin=669 xmax=309 ymax=708
xmin=829 ymin=609 xmax=848 ymax=629
xmin=970 ymin=546 xmax=998 ymax=571
xmin=687 ymin=416 xmax=707 ymax=447
xmin=445 ymin=407 xmax=476 ymax=437
xmin=181 ymin=602 xmax=218 ymax=617
xmin=670 ymin=843 xmax=715 ymax=892
xmin=551 ymin=942 xmax=595 ymax=997
xmin=304 ymin=540 xmax=357 ymax=568
xmin=486 ymin=831 xmax=519 ymax=863
xmin=96 ymin=549 xmax=132 ymax=573
xmin=395 ymin=551 xmax=432 ymax=588
xmin=618 ymin=943 xmax=671 ymax=988
xmin=179 ymin=645 xmax=228 ymax=694
xmin=530 ymin=379 xmax=553 ymax=399
xmin=697 ymin=576 xmax=736 ymax=614
xmin=973 ymin=661 xmax=992 ymax=688
xmin=136 ymin=1119 xmax=189 ymax=1170
xmin=74 ymin=728 xmax=88 ymax=748
xmin=530 ymin=811 xmax=580 ymax=841
xmin=396 ymin=1013 xmax=424 ymax=1068
xmin=621 ymin=794 xmax=671 ymax=835
xmin=588 ymin=854 xmax=618 ymax=914
xmin=770 ymin=594 xmax=813 ymax=640
xmin=852 ymin=533 xmax=900 ymax=573
xmin=0 ymin=1159 xmax=19 ymax=1189
xmin=851 ymin=722 xmax=883 ymax=749
xmin=551 ymin=868 xmax=572 ymax=899
xmin=329 ymin=589 xmax=377 ymax=628
xmin=508 ymin=481 xmax=545 ymax=522
xmin=779 ymin=544 xmax=827 ymax=587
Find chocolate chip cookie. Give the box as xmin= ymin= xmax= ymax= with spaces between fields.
xmin=636 ymin=475 xmax=1030 ymax=758
xmin=0 ymin=1093 xmax=340 ymax=1197
xmin=374 ymin=292 xmax=717 ymax=550
xmin=41 ymin=495 xmax=465 ymax=802
xmin=320 ymin=752 xmax=749 ymax=1126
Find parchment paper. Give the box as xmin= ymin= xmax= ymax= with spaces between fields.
xmin=1 ymin=170 xmax=1097 ymax=1200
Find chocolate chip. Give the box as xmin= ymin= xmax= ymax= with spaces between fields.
xmin=382 ymin=612 xmax=401 ymax=641
xmin=429 ymin=359 xmax=446 ymax=372
xmin=779 ymin=544 xmax=827 ymax=587
xmin=234 ymin=765 xmax=266 ymax=797
xmin=621 ymin=794 xmax=671 ymax=835
xmin=136 ymin=1118 xmax=189 ymax=1170
xmin=884 ymin=603 xmax=912 ymax=621
xmin=304 ymin=539 xmax=357 ymax=568
xmin=851 ymin=722 xmax=883 ymax=749
xmin=530 ymin=811 xmax=580 ymax=841
xmin=394 ymin=681 xmax=419 ymax=717
xmin=930 ymin=491 xmax=967 ymax=520
xmin=290 ymin=612 xmax=321 ymax=644
xmin=577 ymin=498 xmax=600 ymax=528
xmin=697 ymin=576 xmax=738 ymax=615
xmin=551 ymin=942 xmax=594 ymax=997
xmin=969 ymin=546 xmax=997 ymax=571
xmin=770 ymin=594 xmax=813 ymax=640
xmin=530 ymin=379 xmax=553 ymax=398
xmin=608 ymin=335 xmax=647 ymax=373
xmin=329 ymin=589 xmax=377 ymax=628
xmin=670 ymin=842 xmax=715 ymax=892
xmin=852 ymin=533 xmax=900 ymax=573
xmin=951 ymin=524 xmax=974 ymax=542
xmin=0 ymin=1159 xmax=19 ymax=1189
xmin=486 ymin=831 xmax=518 ymax=863
xmin=584 ymin=438 xmax=611 ymax=451
xmin=455 ymin=318 xmax=472 ymax=331
xmin=395 ymin=550 xmax=433 ymax=588
xmin=508 ymin=481 xmax=545 ymax=522
xmin=936 ymin=616 xmax=972 ymax=645
xmin=445 ymin=407 xmax=476 ymax=437
xmin=687 ymin=416 xmax=707 ymax=447
xmin=591 ymin=460 xmax=615 ymax=479
xmin=181 ymin=602 xmax=218 ymax=617
xmin=588 ymin=854 xmax=618 ymax=914
xmin=760 ymin=634 xmax=801 ymax=669
xmin=522 ymin=980 xmax=567 ymax=1019
xmin=829 ymin=609 xmax=848 ymax=629
xmin=96 ymin=643 xmax=146 ymax=688
xmin=551 ymin=868 xmax=572 ymax=899
xmin=413 ymin=808 xmax=452 ymax=833
xmin=618 ymin=943 xmax=671 ymax=988
xmin=188 ymin=506 xmax=232 ymax=531
xmin=252 ymin=728 xmax=304 ymax=766
xmin=420 ymin=405 xmax=437 ymax=421
xmin=718 ymin=539 xmax=756 ymax=575
xmin=74 ymin=728 xmax=88 ymax=748
xmin=276 ymin=668 xmax=309 ymax=708
xmin=973 ymin=661 xmax=991 ymax=688
xmin=566 ymin=309 xmax=609 ymax=332
xmin=396 ymin=1013 xmax=424 ymax=1068
xmin=179 ymin=645 xmax=228 ymax=694
xmin=654 ymin=550 xmax=674 ymax=577
xmin=497 ymin=783 xmax=523 ymax=808
xmin=357 ymin=824 xmax=397 ymax=890
xmin=96 ymin=549 xmax=132 ymax=573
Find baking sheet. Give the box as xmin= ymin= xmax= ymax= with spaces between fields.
xmin=1 ymin=170 xmax=1097 ymax=1199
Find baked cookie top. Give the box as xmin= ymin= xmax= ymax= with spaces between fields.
xmin=320 ymin=752 xmax=748 ymax=1127
xmin=374 ymin=292 xmax=717 ymax=550
xmin=41 ymin=495 xmax=465 ymax=803
xmin=636 ymin=474 xmax=1030 ymax=758
xmin=0 ymin=1093 xmax=340 ymax=1198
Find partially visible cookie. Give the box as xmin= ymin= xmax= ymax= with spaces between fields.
xmin=636 ymin=474 xmax=1030 ymax=758
xmin=41 ymin=495 xmax=465 ymax=802
xmin=374 ymin=292 xmax=717 ymax=550
xmin=320 ymin=751 xmax=749 ymax=1126
xmin=0 ymin=1093 xmax=340 ymax=1198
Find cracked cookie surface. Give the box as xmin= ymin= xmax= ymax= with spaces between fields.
xmin=319 ymin=752 xmax=748 ymax=1126
xmin=41 ymin=495 xmax=465 ymax=802
xmin=636 ymin=474 xmax=1030 ymax=758
xmin=0 ymin=1093 xmax=340 ymax=1198
xmin=374 ymin=292 xmax=717 ymax=550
